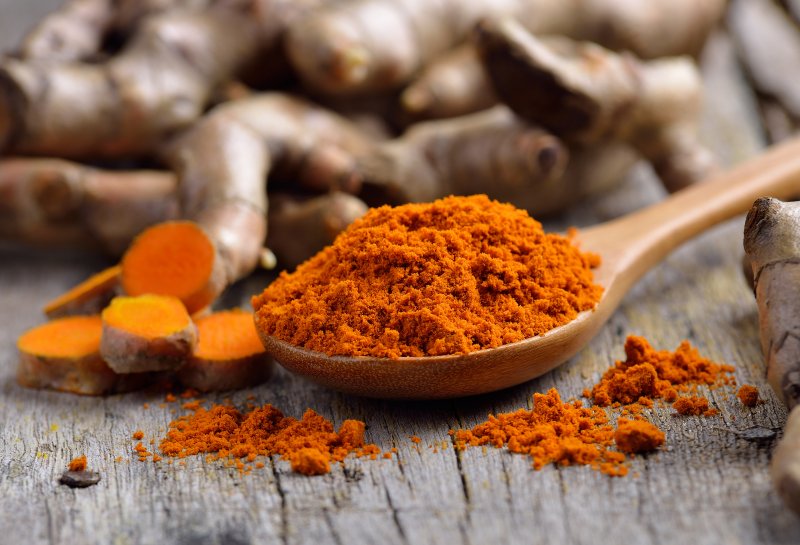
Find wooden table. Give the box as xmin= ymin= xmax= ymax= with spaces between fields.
xmin=2 ymin=1 xmax=800 ymax=543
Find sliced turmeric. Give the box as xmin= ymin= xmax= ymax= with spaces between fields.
xmin=100 ymin=294 xmax=197 ymax=373
xmin=16 ymin=315 xmax=146 ymax=395
xmin=178 ymin=309 xmax=273 ymax=392
xmin=120 ymin=221 xmax=224 ymax=314
xmin=43 ymin=265 xmax=121 ymax=319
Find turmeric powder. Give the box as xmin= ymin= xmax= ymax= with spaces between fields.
xmin=452 ymin=388 xmax=630 ymax=476
xmin=738 ymin=385 xmax=760 ymax=407
xmin=253 ymin=195 xmax=602 ymax=358
xmin=68 ymin=455 xmax=87 ymax=472
xmin=156 ymin=401 xmax=381 ymax=475
xmin=614 ymin=419 xmax=665 ymax=454
xmin=590 ymin=336 xmax=734 ymax=414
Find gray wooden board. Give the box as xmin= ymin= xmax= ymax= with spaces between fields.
xmin=2 ymin=1 xmax=800 ymax=544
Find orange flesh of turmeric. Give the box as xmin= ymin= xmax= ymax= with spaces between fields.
xmin=43 ymin=265 xmax=121 ymax=317
xmin=102 ymin=295 xmax=191 ymax=338
xmin=17 ymin=315 xmax=102 ymax=358
xmin=194 ymin=310 xmax=264 ymax=360
xmin=121 ymin=221 xmax=215 ymax=306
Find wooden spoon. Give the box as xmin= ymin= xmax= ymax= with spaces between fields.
xmin=260 ymin=138 xmax=800 ymax=399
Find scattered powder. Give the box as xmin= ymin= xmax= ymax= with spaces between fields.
xmin=154 ymin=402 xmax=381 ymax=475
xmin=737 ymin=385 xmax=760 ymax=407
xmin=590 ymin=336 xmax=733 ymax=415
xmin=253 ymin=195 xmax=602 ymax=358
xmin=673 ymin=396 xmax=717 ymax=416
xmin=410 ymin=436 xmax=421 ymax=444
xmin=452 ymin=389 xmax=629 ymax=477
xmin=132 ymin=430 xmax=144 ymax=440
xmin=614 ymin=419 xmax=665 ymax=453
xmin=68 ymin=455 xmax=87 ymax=472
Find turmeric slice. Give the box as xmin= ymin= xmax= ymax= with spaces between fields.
xmin=120 ymin=221 xmax=225 ymax=314
xmin=100 ymin=295 xmax=197 ymax=373
xmin=43 ymin=265 xmax=121 ymax=319
xmin=178 ymin=309 xmax=273 ymax=392
xmin=16 ymin=315 xmax=147 ymax=395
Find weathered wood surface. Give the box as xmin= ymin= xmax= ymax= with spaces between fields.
xmin=2 ymin=1 xmax=800 ymax=544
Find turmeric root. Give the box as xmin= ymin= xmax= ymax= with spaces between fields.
xmin=16 ymin=315 xmax=150 ymax=395
xmin=400 ymin=45 xmax=496 ymax=122
xmin=100 ymin=294 xmax=197 ymax=373
xmin=0 ymin=158 xmax=177 ymax=254
xmin=476 ymin=18 xmax=717 ymax=192
xmin=286 ymin=0 xmax=725 ymax=96
xmin=1 ymin=7 xmax=261 ymax=159
xmin=354 ymin=106 xmax=636 ymax=215
xmin=165 ymin=93 xmax=373 ymax=296
xmin=743 ymin=197 xmax=800 ymax=515
xmin=120 ymin=222 xmax=224 ymax=314
xmin=43 ymin=265 xmax=121 ymax=319
xmin=177 ymin=309 xmax=273 ymax=391
xmin=267 ymin=192 xmax=369 ymax=269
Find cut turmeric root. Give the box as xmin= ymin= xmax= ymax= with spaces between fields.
xmin=120 ymin=221 xmax=225 ymax=314
xmin=178 ymin=309 xmax=273 ymax=392
xmin=43 ymin=265 xmax=121 ymax=319
xmin=100 ymin=294 xmax=197 ymax=373
xmin=16 ymin=315 xmax=149 ymax=395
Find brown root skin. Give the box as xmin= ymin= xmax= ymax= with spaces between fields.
xmin=400 ymin=45 xmax=496 ymax=123
xmin=771 ymin=406 xmax=800 ymax=515
xmin=744 ymin=198 xmax=800 ymax=410
xmin=268 ymin=192 xmax=369 ymax=269
xmin=744 ymin=197 xmax=800 ymax=516
xmin=100 ymin=295 xmax=197 ymax=373
xmin=166 ymin=93 xmax=373 ymax=288
xmin=18 ymin=0 xmax=115 ymax=62
xmin=354 ymin=106 xmax=579 ymax=212
xmin=286 ymin=0 xmax=725 ymax=96
xmin=1 ymin=7 xmax=262 ymax=159
xmin=43 ymin=265 xmax=122 ymax=319
xmin=476 ymin=18 xmax=717 ymax=193
xmin=0 ymin=158 xmax=178 ymax=255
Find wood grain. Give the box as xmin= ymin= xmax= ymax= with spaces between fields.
xmin=1 ymin=1 xmax=800 ymax=544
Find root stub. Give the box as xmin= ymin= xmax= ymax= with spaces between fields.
xmin=100 ymin=294 xmax=197 ymax=373
xmin=120 ymin=221 xmax=225 ymax=314
xmin=178 ymin=309 xmax=273 ymax=392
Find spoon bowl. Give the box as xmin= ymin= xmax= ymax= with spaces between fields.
xmin=260 ymin=138 xmax=800 ymax=398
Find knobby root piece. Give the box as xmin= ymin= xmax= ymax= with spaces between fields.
xmin=1 ymin=8 xmax=261 ymax=158
xmin=356 ymin=106 xmax=637 ymax=216
xmin=728 ymin=0 xmax=800 ymax=119
xmin=19 ymin=0 xmax=115 ymax=61
xmin=400 ymin=45 xmax=496 ymax=122
xmin=120 ymin=221 xmax=225 ymax=314
xmin=100 ymin=294 xmax=197 ymax=373
xmin=0 ymin=158 xmax=178 ymax=254
xmin=43 ymin=265 xmax=121 ymax=319
xmin=743 ymin=197 xmax=800 ymax=515
xmin=16 ymin=315 xmax=149 ymax=395
xmin=267 ymin=192 xmax=369 ymax=269
xmin=165 ymin=93 xmax=373 ymax=294
xmin=177 ymin=309 xmax=273 ymax=392
xmin=477 ymin=18 xmax=717 ymax=193
xmin=772 ymin=406 xmax=800 ymax=515
xmin=286 ymin=0 xmax=725 ymax=96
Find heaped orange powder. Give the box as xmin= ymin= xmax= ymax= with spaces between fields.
xmin=673 ymin=396 xmax=717 ymax=416
xmin=590 ymin=336 xmax=734 ymax=413
xmin=253 ymin=195 xmax=602 ymax=358
xmin=452 ymin=389 xmax=631 ymax=476
xmin=157 ymin=402 xmax=380 ymax=475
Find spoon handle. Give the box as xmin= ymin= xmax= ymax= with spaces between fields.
xmin=588 ymin=136 xmax=800 ymax=279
